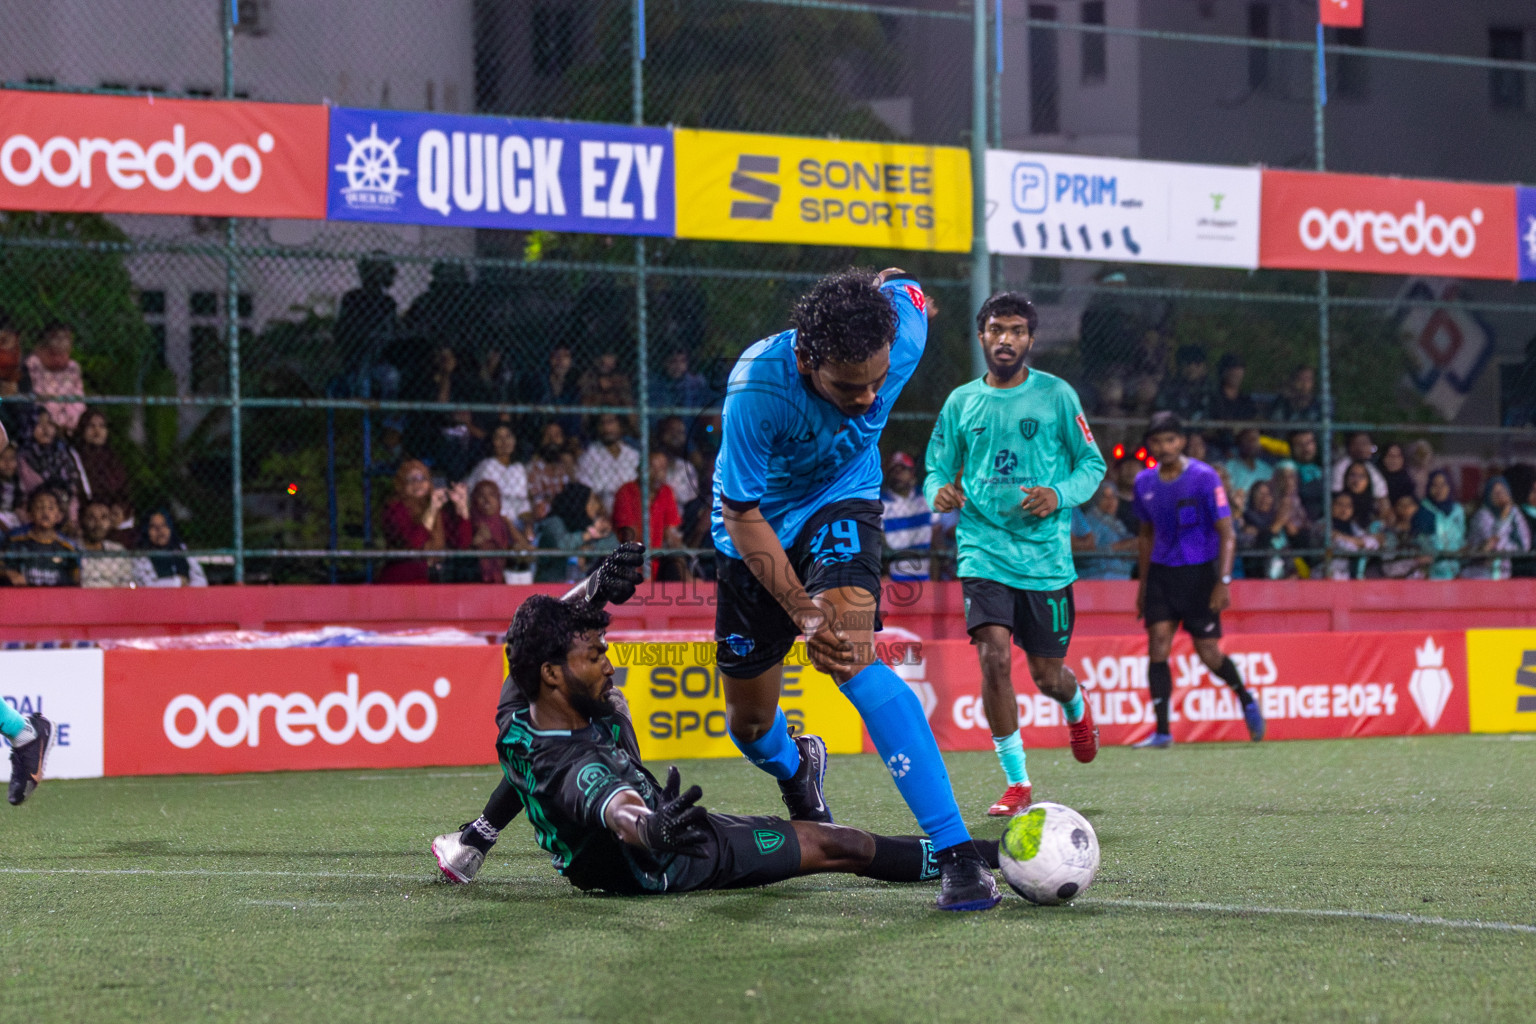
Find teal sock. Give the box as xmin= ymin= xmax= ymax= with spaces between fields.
xmin=1062 ymin=689 xmax=1086 ymax=725
xmin=992 ymin=731 xmax=1028 ymax=785
xmin=0 ymin=700 xmax=30 ymax=742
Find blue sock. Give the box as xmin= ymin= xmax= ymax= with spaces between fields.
xmin=839 ymin=662 xmax=972 ymax=852
xmin=728 ymin=707 xmax=801 ymax=781
xmin=0 ymin=700 xmax=28 ymax=742
xmin=992 ymin=731 xmax=1028 ymax=785
xmin=1063 ymin=689 xmax=1086 ymax=725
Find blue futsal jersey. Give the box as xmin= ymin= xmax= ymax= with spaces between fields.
xmin=711 ymin=278 xmax=928 ymax=559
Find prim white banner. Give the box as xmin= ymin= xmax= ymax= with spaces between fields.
xmin=0 ymin=649 xmax=105 ymax=781
xmin=985 ymin=150 xmax=1262 ymax=269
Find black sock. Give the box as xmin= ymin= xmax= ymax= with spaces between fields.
xmin=973 ymin=838 xmax=1000 ymax=869
xmin=859 ymin=836 xmax=939 ymax=882
xmin=1214 ymin=657 xmax=1253 ymax=706
xmin=459 ymin=781 xmax=525 ymax=853
xmin=1148 ymin=660 xmax=1173 ymax=734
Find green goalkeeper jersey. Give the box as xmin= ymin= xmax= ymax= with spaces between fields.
xmin=923 ymin=370 xmax=1106 ymax=591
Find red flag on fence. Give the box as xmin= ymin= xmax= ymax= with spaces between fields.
xmin=1320 ymin=0 xmax=1363 ymax=28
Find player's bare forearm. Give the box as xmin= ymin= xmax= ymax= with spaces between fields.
xmin=722 ymin=505 xmax=812 ymax=622
xmin=1215 ymin=517 xmax=1236 ymax=579
xmin=604 ymin=789 xmax=654 ymax=850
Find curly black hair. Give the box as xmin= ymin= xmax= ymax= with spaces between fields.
xmin=505 ymin=595 xmax=611 ymax=702
xmin=974 ymin=292 xmax=1038 ymax=335
xmin=788 ymin=269 xmax=897 ymax=370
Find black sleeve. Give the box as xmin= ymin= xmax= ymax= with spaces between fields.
xmin=550 ymin=746 xmax=641 ymax=833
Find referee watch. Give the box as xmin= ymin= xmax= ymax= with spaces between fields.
xmin=1219 ymin=573 xmax=1233 ymax=584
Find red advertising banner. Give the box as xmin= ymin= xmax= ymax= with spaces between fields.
xmin=0 ymin=90 xmax=328 ymax=219
xmin=1319 ymin=0 xmax=1363 ymax=29
xmin=1259 ymin=170 xmax=1517 ymax=280
xmin=103 ymin=647 xmax=505 ymax=776
xmin=889 ymin=631 xmax=1468 ymax=751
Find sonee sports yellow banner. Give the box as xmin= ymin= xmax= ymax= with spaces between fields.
xmin=673 ymin=129 xmax=971 ymax=252
xmin=608 ymin=641 xmax=865 ymax=762
xmin=1466 ymin=629 xmax=1536 ymax=733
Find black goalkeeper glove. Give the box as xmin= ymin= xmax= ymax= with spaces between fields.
xmin=562 ymin=542 xmax=645 ymax=609
xmin=642 ymin=766 xmax=710 ymax=856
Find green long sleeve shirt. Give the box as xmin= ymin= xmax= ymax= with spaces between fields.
xmin=924 ymin=370 xmax=1106 ymax=591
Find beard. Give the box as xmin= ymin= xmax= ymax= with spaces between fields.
xmin=540 ymin=444 xmax=563 ymax=462
xmin=566 ymin=680 xmax=613 ymax=723
xmin=984 ymin=351 xmax=1026 ymax=381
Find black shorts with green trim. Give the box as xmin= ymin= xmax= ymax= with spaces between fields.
xmin=961 ymin=577 xmax=1076 ymax=658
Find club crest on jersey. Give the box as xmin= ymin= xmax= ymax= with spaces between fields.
xmin=993 ymin=449 xmax=1018 ymax=474
xmin=1019 ymin=418 xmax=1039 ymax=441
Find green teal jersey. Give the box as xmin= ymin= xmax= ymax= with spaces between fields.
xmin=923 ymin=370 xmax=1106 ymax=591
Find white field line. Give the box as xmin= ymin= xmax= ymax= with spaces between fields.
xmin=4 ymin=867 xmax=1533 ymax=933
xmin=1082 ymin=897 xmax=1536 ymax=934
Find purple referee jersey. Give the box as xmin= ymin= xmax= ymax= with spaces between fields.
xmin=1132 ymin=458 xmax=1230 ymax=567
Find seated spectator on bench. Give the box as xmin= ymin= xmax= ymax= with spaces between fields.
xmin=611 ymin=450 xmax=685 ymax=580
xmin=1328 ymin=491 xmax=1380 ymax=580
xmin=1071 ymin=480 xmax=1136 ymax=580
xmin=1237 ymin=479 xmax=1300 ymax=580
xmin=534 ymin=481 xmax=616 ymax=583
xmin=1464 ymin=476 xmax=1531 ymax=581
xmin=0 ymin=442 xmax=22 ymax=532
xmin=73 ymin=409 xmax=134 ymax=537
xmin=78 ymin=499 xmax=133 ymax=588
xmin=25 ymin=322 xmax=86 ymax=434
xmin=134 ymin=509 xmax=208 ymax=588
xmin=379 ymin=459 xmax=470 ymax=584
xmin=469 ymin=479 xmax=532 ymax=585
xmin=4 ymin=489 xmax=78 ymax=587
xmin=1415 ymin=469 xmax=1465 ymax=580
xmin=464 ymin=424 xmax=530 ymax=530
xmin=17 ymin=409 xmax=84 ymax=527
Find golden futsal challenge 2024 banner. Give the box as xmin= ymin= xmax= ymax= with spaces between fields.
xmin=672 ymin=128 xmax=971 ymax=252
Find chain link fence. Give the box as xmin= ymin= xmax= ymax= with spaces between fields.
xmin=0 ymin=1 xmax=1532 ymax=587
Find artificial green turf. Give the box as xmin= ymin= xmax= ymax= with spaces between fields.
xmin=2 ymin=735 xmax=1532 ymax=1023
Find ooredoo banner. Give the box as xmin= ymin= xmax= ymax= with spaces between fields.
xmin=0 ymin=90 xmax=328 ymax=219
xmin=103 ymin=647 xmax=504 ymax=776
xmin=327 ymin=107 xmax=674 ymax=235
xmin=1260 ymin=169 xmax=1517 ymax=280
xmin=0 ymin=649 xmax=104 ymax=782
xmin=985 ymin=150 xmax=1261 ymax=268
xmin=895 ymin=631 xmax=1468 ymax=750
xmin=673 ymin=128 xmax=971 ymax=252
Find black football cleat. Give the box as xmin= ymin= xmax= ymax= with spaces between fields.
xmin=935 ymin=843 xmax=1002 ymax=912
xmin=778 ymin=734 xmax=833 ymax=823
xmin=8 ymin=714 xmax=53 ymax=806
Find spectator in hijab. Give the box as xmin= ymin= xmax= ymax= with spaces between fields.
xmin=1376 ymin=442 xmax=1416 ymax=504
xmin=1509 ymin=466 xmax=1536 ymax=579
xmin=534 ymin=481 xmax=615 ymax=582
xmin=1237 ymin=479 xmax=1302 ymax=580
xmin=78 ymin=499 xmax=134 ymax=588
xmin=25 ymin=322 xmax=86 ymax=434
xmin=1465 ymin=476 xmax=1531 ymax=580
xmin=468 ymin=479 xmax=532 ymax=585
xmin=1381 ymin=493 xmax=1431 ymax=580
xmin=132 ymin=509 xmax=208 ymax=588
xmin=378 ymin=459 xmax=471 ymax=584
xmin=1338 ymin=460 xmax=1383 ymax=533
xmin=73 ymin=409 xmax=133 ymax=535
xmin=1413 ymin=469 xmax=1465 ymax=580
xmin=1329 ymin=490 xmax=1380 ymax=580
xmin=0 ymin=442 xmax=22 ymax=532
xmin=17 ymin=409 xmax=84 ymax=527
xmin=3 ymin=490 xmax=78 ymax=587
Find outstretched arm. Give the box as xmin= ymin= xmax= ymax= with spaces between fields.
xmin=561 ymin=541 xmax=645 ymax=608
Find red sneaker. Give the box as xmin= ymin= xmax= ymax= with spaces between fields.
xmin=1069 ymin=700 xmax=1099 ymax=764
xmin=987 ymin=782 xmax=1032 ymax=817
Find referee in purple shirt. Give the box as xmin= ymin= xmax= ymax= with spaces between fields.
xmin=1131 ymin=412 xmax=1265 ymax=747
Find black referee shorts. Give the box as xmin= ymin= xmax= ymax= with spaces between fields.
xmin=713 ymin=498 xmax=884 ymax=679
xmin=1142 ymin=560 xmax=1222 ymax=639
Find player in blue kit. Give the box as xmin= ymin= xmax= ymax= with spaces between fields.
xmin=1133 ymin=412 xmax=1266 ymax=747
xmin=710 ymin=268 xmax=1000 ymax=912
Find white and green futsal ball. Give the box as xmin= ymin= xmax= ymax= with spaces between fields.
xmin=998 ymin=801 xmax=1099 ymax=905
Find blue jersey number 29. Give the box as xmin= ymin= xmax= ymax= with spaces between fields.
xmin=810 ymin=519 xmax=861 ymax=564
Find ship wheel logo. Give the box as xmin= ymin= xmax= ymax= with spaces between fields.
xmin=335 ymin=123 xmax=410 ymax=207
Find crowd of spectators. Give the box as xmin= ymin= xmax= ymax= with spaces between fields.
xmin=0 ymin=311 xmax=211 ymax=589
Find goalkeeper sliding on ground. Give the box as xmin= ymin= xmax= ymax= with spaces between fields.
xmin=431 ymin=545 xmax=998 ymax=896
